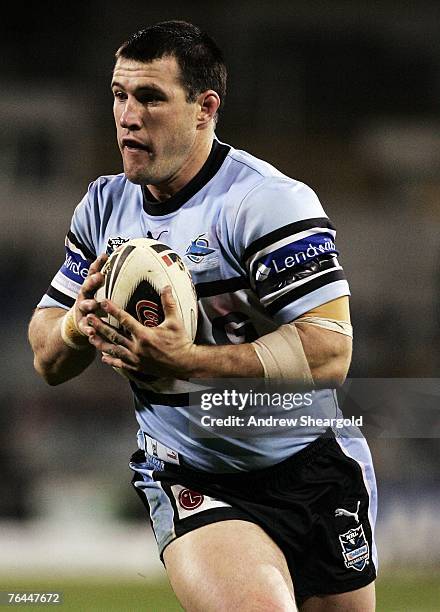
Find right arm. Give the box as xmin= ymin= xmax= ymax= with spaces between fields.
xmin=28 ymin=255 xmax=107 ymax=385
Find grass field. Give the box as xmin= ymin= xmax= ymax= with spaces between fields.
xmin=1 ymin=571 xmax=439 ymax=611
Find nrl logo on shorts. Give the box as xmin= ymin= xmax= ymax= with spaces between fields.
xmin=338 ymin=524 xmax=369 ymax=572
xmin=106 ymin=236 xmax=130 ymax=255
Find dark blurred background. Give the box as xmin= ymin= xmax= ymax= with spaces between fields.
xmin=1 ymin=0 xmax=440 ymax=576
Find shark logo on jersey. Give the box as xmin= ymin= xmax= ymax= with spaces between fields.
xmin=106 ymin=236 xmax=130 ymax=255
xmin=185 ymin=234 xmax=216 ymax=263
xmin=338 ymin=524 xmax=369 ymax=571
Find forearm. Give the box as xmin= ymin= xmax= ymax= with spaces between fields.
xmin=87 ymin=293 xmax=351 ymax=385
xmin=29 ymin=308 xmax=95 ymax=385
xmin=187 ymin=325 xmax=351 ymax=384
xmin=188 ymin=343 xmax=263 ymax=378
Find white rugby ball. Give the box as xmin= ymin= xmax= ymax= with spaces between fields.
xmin=96 ymin=238 xmax=198 ymax=381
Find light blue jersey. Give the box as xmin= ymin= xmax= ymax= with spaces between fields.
xmin=38 ymin=139 xmax=351 ymax=471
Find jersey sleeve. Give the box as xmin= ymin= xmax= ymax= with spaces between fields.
xmin=37 ymin=187 xmax=97 ymax=310
xmin=233 ymin=177 xmax=350 ymax=324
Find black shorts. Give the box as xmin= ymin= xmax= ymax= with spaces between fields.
xmin=129 ymin=430 xmax=377 ymax=600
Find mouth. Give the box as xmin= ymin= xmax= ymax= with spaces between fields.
xmin=121 ymin=138 xmax=151 ymax=153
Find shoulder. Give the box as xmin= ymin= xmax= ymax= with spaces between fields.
xmin=220 ymin=143 xmax=324 ymax=221
xmin=85 ymin=173 xmax=134 ymax=202
xmin=74 ymin=173 xmax=140 ymax=219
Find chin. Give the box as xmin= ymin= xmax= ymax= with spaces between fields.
xmin=124 ymin=167 xmax=152 ymax=185
xmin=125 ymin=174 xmax=145 ymax=185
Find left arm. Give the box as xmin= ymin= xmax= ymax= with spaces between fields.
xmin=85 ymin=290 xmax=351 ymax=386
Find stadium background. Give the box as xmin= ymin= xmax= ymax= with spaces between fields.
xmin=1 ymin=1 xmax=440 ymax=609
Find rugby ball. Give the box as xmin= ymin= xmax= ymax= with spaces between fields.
xmin=96 ymin=238 xmax=198 ymax=381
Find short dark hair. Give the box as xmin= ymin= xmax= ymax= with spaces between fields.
xmin=116 ymin=21 xmax=227 ymax=110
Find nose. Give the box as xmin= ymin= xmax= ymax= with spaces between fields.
xmin=119 ymin=97 xmax=142 ymax=130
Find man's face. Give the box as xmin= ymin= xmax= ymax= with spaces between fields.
xmin=112 ymin=55 xmax=199 ymax=186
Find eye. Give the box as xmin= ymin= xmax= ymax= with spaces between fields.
xmin=113 ymin=90 xmax=127 ymax=101
xmin=139 ymin=93 xmax=163 ymax=105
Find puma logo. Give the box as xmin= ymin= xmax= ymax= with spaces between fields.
xmin=335 ymin=500 xmax=360 ymax=523
xmin=146 ymin=230 xmax=168 ymax=240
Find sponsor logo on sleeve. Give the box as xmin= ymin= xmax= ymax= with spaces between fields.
xmin=60 ymin=247 xmax=90 ymax=282
xmin=254 ymin=234 xmax=337 ymax=281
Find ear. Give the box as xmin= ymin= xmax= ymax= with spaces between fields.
xmin=196 ymin=90 xmax=221 ymax=127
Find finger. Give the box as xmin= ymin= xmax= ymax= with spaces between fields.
xmin=88 ymin=254 xmax=108 ymax=276
xmin=88 ymin=334 xmax=137 ymax=365
xmin=81 ymin=271 xmax=105 ymax=300
xmin=79 ymin=255 xmax=108 ymax=300
xmin=77 ymin=298 xmax=102 ymax=315
xmin=100 ymin=299 xmax=145 ymax=336
xmin=86 ymin=314 xmax=132 ymax=348
xmin=160 ymin=285 xmax=179 ymax=320
xmin=101 ymin=353 xmax=139 ymax=372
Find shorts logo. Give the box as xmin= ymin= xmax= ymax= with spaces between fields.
xmin=338 ymin=524 xmax=370 ymax=571
xmin=178 ymin=489 xmax=204 ymax=511
xmin=136 ymin=300 xmax=160 ymax=327
xmin=143 ymin=455 xmax=164 ymax=471
xmin=335 ymin=500 xmax=360 ymax=523
xmin=106 ymin=236 xmax=130 ymax=255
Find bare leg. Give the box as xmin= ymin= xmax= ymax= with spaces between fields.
xmin=300 ymin=582 xmax=375 ymax=612
xmin=163 ymin=519 xmax=297 ymax=612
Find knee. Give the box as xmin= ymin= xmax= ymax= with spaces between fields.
xmin=204 ymin=586 xmax=297 ymax=612
xmin=238 ymin=590 xmax=297 ymax=612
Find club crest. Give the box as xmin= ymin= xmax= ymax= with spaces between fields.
xmin=338 ymin=524 xmax=370 ymax=571
xmin=185 ymin=233 xmax=216 ymax=264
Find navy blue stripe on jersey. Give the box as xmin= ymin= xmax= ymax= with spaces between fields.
xmin=143 ymin=140 xmax=231 ymax=216
xmin=195 ymin=276 xmax=250 ymax=298
xmin=256 ymin=255 xmax=339 ymax=300
xmin=243 ymin=217 xmax=335 ymax=263
xmin=46 ymin=285 xmax=75 ymax=308
xmin=67 ymin=230 xmax=96 ymax=261
xmin=266 ymin=269 xmax=346 ymax=316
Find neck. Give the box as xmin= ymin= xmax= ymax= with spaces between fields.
xmin=147 ymin=134 xmax=214 ymax=202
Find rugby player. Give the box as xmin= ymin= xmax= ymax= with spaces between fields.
xmin=29 ymin=21 xmax=377 ymax=611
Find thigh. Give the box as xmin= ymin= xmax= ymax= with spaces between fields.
xmin=163 ymin=519 xmax=297 ymax=612
xmin=299 ymin=582 xmax=375 ymax=612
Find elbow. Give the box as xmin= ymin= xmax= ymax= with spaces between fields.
xmin=331 ymin=366 xmax=349 ymax=387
